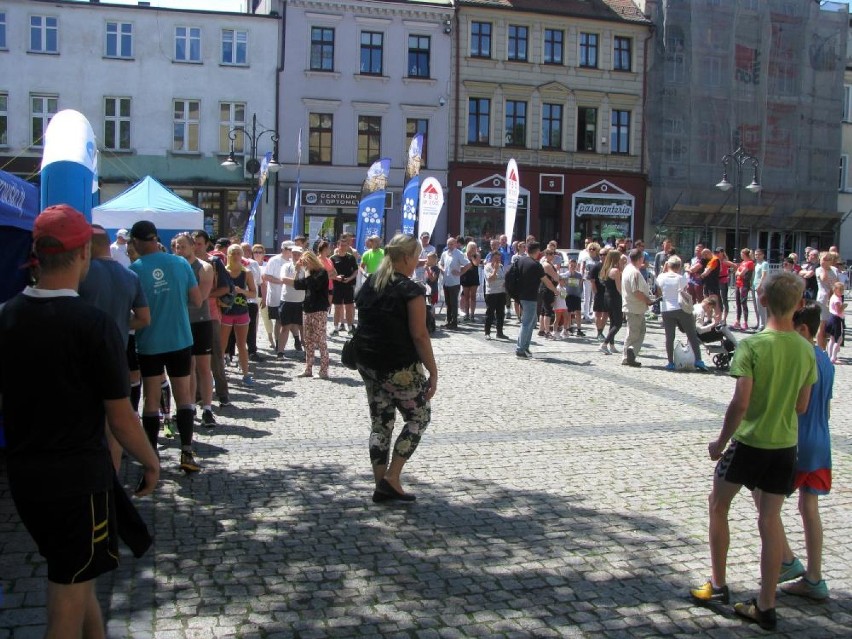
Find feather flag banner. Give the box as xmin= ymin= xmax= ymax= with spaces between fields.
xmin=504 ymin=158 xmax=519 ymax=245
xmin=417 ymin=176 xmax=444 ymax=239
xmin=402 ymin=134 xmax=423 ymax=235
xmin=355 ymin=157 xmax=391 ymax=254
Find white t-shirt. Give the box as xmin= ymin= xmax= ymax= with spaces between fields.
xmin=264 ymin=254 xmax=286 ymax=306
xmin=245 ymin=258 xmax=262 ymax=304
xmin=110 ymin=242 xmax=131 ymax=268
xmin=281 ymin=261 xmax=306 ymax=303
xmin=655 ymin=271 xmax=688 ymax=313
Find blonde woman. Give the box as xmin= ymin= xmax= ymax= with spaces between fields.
xmin=286 ymin=250 xmax=331 ymax=378
xmin=220 ymin=244 xmax=256 ymax=386
xmin=460 ymin=241 xmax=481 ymax=322
xmin=355 ymin=234 xmax=438 ymax=503
xmin=598 ymin=250 xmax=624 ymax=355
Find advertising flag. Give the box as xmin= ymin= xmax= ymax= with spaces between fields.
xmin=505 ymin=159 xmax=519 ymax=245
xmin=401 ymin=134 xmax=423 ymax=235
xmin=291 ymin=129 xmax=303 ymax=238
xmin=417 ymin=177 xmax=444 ymax=239
xmin=355 ymin=158 xmax=391 ymax=254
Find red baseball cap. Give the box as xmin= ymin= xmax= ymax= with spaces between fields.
xmin=32 ymin=205 xmax=93 ymax=254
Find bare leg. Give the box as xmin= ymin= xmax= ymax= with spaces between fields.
xmin=799 ymin=491 xmax=823 ymax=581
xmin=234 ymin=324 xmax=250 ymax=375
xmin=345 ymin=303 xmax=355 ymax=327
xmin=708 ymin=476 xmax=742 ymax=587
xmin=382 ymin=454 xmax=408 ymax=494
xmin=46 ymin=579 xmax=105 ymax=639
xmin=755 ymin=489 xmax=786 ymax=610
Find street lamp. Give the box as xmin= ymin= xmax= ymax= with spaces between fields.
xmin=221 ymin=113 xmax=280 ymax=243
xmin=715 ymin=145 xmax=761 ymax=257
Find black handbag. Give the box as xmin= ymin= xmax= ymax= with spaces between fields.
xmin=341 ymin=329 xmax=360 ymax=369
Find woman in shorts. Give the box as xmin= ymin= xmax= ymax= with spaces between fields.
xmin=220 ymin=244 xmax=256 ymax=386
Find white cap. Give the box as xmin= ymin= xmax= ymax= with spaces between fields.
xmin=117 ymin=228 xmax=130 ymax=240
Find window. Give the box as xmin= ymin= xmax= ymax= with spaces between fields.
xmin=576 ymin=107 xmax=597 ymax=152
xmin=468 ymin=98 xmax=490 ymax=145
xmin=665 ymin=35 xmax=685 ymax=83
xmin=698 ymin=121 xmax=718 ymax=164
xmin=222 ymin=29 xmax=247 ymax=65
xmin=544 ymin=29 xmax=564 ymax=65
xmin=471 ymin=22 xmax=491 ymax=58
xmin=309 ymin=113 xmax=333 ymax=164
xmin=840 ymin=155 xmax=848 ymax=192
xmin=613 ymin=37 xmax=631 ymax=71
xmin=31 ymin=94 xmax=58 ymax=147
xmin=508 ymin=25 xmax=528 ymax=62
xmin=310 ymin=27 xmax=335 ymax=71
xmin=357 ymin=116 xmax=381 ymax=165
xmin=845 ymin=85 xmax=852 ymax=123
xmin=106 ymin=22 xmax=132 ymax=58
xmin=408 ymin=35 xmax=430 ymax=78
xmin=104 ymin=97 xmax=131 ymax=151
xmin=579 ymin=33 xmax=598 ymax=68
xmin=0 ymin=93 xmax=7 ymax=145
xmin=0 ymin=12 xmax=6 ymax=49
xmin=701 ymin=57 xmax=722 ymax=87
xmin=663 ymin=139 xmax=684 ymax=163
xmin=173 ymin=99 xmax=200 ymax=152
xmin=175 ymin=27 xmax=201 ymax=62
xmin=30 ymin=16 xmax=58 ymax=53
xmin=219 ymin=102 xmax=245 ymax=154
xmin=406 ymin=118 xmax=428 ymax=167
xmin=610 ymin=110 xmax=630 ymax=154
xmin=504 ymin=101 xmax=527 ymax=147
xmin=541 ymin=103 xmax=562 ymax=150
xmin=360 ymin=31 xmax=383 ymax=75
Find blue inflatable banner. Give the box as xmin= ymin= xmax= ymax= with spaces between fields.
xmin=355 ymin=158 xmax=390 ymax=254
xmin=402 ymin=175 xmax=419 ymax=236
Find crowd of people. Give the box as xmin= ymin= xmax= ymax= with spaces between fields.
xmin=0 ymin=203 xmax=842 ymax=634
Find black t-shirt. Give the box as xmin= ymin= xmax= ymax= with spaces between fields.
xmin=0 ymin=292 xmax=130 ymax=501
xmin=517 ymin=255 xmax=545 ymax=301
xmin=590 ymin=262 xmax=604 ymax=292
xmin=331 ymin=253 xmax=358 ymax=286
xmin=355 ymin=274 xmax=424 ymax=373
xmin=293 ymin=269 xmax=330 ymax=313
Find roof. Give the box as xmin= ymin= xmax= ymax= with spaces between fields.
xmin=457 ymin=0 xmax=651 ymax=25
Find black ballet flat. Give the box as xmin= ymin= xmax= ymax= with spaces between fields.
xmin=372 ymin=489 xmax=394 ymax=503
xmin=376 ymin=478 xmax=416 ymax=502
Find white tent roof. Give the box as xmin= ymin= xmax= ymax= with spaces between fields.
xmin=92 ymin=176 xmax=203 ymax=230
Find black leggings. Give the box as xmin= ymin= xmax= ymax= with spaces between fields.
xmin=485 ymin=292 xmax=506 ymax=335
xmin=604 ymin=295 xmax=623 ymax=345
xmin=735 ymin=286 xmax=749 ymax=324
xmin=719 ymin=283 xmax=729 ymax=316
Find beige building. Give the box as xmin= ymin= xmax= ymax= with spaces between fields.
xmin=447 ymin=0 xmax=652 ymax=249
xmin=839 ymin=19 xmax=852 ymax=259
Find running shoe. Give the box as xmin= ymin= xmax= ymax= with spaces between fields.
xmin=162 ymin=417 xmax=175 ymax=439
xmin=330 ymin=327 xmax=339 ymax=336
xmin=180 ymin=451 xmax=201 ymax=473
xmin=348 ymin=326 xmax=355 ymax=335
xmin=201 ymin=409 xmax=216 ymax=428
xmin=219 ymin=399 xmax=233 ymax=408
xmin=242 ymin=374 xmax=255 ymax=387
xmin=609 ymin=343 xmax=619 ymax=353
xmin=515 ymin=350 xmax=531 ymax=359
xmin=599 ymin=344 xmax=611 ymax=355
xmin=781 ymin=576 xmax=829 ymax=600
xmin=576 ymin=330 xmax=586 ymax=337
xmin=690 ymin=581 xmax=729 ymax=604
xmin=665 ymin=362 xmax=677 ymax=371
xmin=695 ymin=360 xmax=710 ymax=372
xmin=294 ymin=336 xmax=303 ymax=351
xmin=733 ymin=599 xmax=776 ymax=631
xmin=778 ymin=557 xmax=805 ymax=583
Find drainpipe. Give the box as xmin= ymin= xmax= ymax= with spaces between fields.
xmin=453 ymin=8 xmax=460 ymax=165
xmin=272 ymin=0 xmax=285 ymax=246
xmin=640 ymin=22 xmax=655 ymax=240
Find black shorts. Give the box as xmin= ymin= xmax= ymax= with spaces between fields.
xmin=267 ymin=304 xmax=280 ymax=321
xmin=332 ymin=283 xmax=355 ymax=305
xmin=593 ymin=290 xmax=607 ymax=313
xmin=138 ymin=346 xmax=193 ymax=378
xmin=14 ymin=490 xmax=118 ymax=584
xmin=715 ymin=440 xmax=796 ymax=495
xmin=126 ymin=334 xmax=139 ymax=372
xmin=190 ymin=320 xmax=213 ymax=356
xmin=566 ymin=296 xmax=581 ymax=312
xmin=279 ymin=301 xmax=304 ymax=325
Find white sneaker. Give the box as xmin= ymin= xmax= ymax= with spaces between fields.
xmin=599 ymin=344 xmax=611 ymax=355
xmin=609 ymin=343 xmax=619 ymax=353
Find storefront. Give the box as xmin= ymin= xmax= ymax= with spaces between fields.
xmin=570 ymin=179 xmax=636 ymax=248
xmin=459 ymin=174 xmax=529 ymax=251
xmin=279 ymin=187 xmax=394 ymax=244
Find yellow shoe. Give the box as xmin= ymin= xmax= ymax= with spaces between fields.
xmin=690 ymin=580 xmax=729 ymax=604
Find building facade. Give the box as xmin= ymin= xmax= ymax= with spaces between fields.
xmin=640 ymin=0 xmax=848 ymax=261
xmin=0 ymin=0 xmax=280 ymax=244
xmin=275 ymin=0 xmax=454 ymax=245
xmin=838 ymin=18 xmax=852 ymax=259
xmin=448 ymin=0 xmax=652 ymax=251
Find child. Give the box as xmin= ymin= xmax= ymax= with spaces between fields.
xmin=690 ymin=271 xmax=817 ymax=631
xmin=425 ymin=253 xmax=440 ymax=307
xmin=826 ymin=281 xmax=846 ymax=363
xmin=564 ymin=259 xmax=585 ymax=336
xmin=768 ymin=303 xmax=833 ymax=601
xmin=552 ymin=276 xmax=569 ymax=338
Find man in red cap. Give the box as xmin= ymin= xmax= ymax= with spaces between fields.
xmin=0 ymin=204 xmax=160 ymax=637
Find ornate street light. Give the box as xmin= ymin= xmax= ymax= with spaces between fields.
xmin=716 ymin=145 xmax=761 ymax=256
xmin=221 ymin=113 xmax=281 ymax=177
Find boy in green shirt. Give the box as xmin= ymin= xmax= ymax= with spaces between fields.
xmin=360 ymin=235 xmax=385 ymax=275
xmin=690 ymin=272 xmax=817 ymax=631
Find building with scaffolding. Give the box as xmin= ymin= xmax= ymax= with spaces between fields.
xmin=639 ymin=0 xmax=848 ymax=262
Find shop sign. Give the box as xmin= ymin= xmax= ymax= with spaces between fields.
xmin=300 ymin=189 xmax=393 ymax=209
xmin=464 ymin=191 xmax=527 ymax=209
xmin=576 ymin=202 xmax=633 ymax=218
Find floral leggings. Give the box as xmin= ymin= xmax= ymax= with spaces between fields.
xmin=360 ymin=362 xmax=431 ymax=467
xmin=302 ymin=310 xmax=329 ymax=375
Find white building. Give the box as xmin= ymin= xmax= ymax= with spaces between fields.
xmin=0 ymin=0 xmax=280 ymax=244
xmin=275 ymin=0 xmax=454 ymax=243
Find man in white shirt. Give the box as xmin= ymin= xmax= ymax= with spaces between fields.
xmin=439 ymin=237 xmax=471 ymax=329
xmin=262 ymin=241 xmax=292 ymax=355
xmin=621 ymin=249 xmax=655 ymax=367
xmin=279 ymin=245 xmax=306 ymax=354
xmin=415 ymin=232 xmax=436 ymax=282
xmin=110 ymin=228 xmax=131 ymax=267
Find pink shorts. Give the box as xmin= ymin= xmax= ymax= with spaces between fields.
xmin=221 ymin=313 xmax=249 ymax=326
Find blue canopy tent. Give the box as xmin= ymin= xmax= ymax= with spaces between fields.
xmin=92 ymin=176 xmax=203 ymax=247
xmin=0 ymin=170 xmax=39 ymax=449
xmin=0 ymin=170 xmax=39 ymax=303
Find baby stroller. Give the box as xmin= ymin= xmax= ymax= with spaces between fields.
xmin=697 ymin=323 xmax=737 ymax=370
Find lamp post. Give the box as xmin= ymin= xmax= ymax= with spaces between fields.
xmin=715 ymin=145 xmax=762 ymax=257
xmin=221 ymin=113 xmax=281 ymax=242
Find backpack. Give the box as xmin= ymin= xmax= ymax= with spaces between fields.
xmin=504 ymin=259 xmax=521 ymax=299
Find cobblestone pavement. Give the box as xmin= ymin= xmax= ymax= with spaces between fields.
xmin=2 ymin=314 xmax=851 ymax=638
